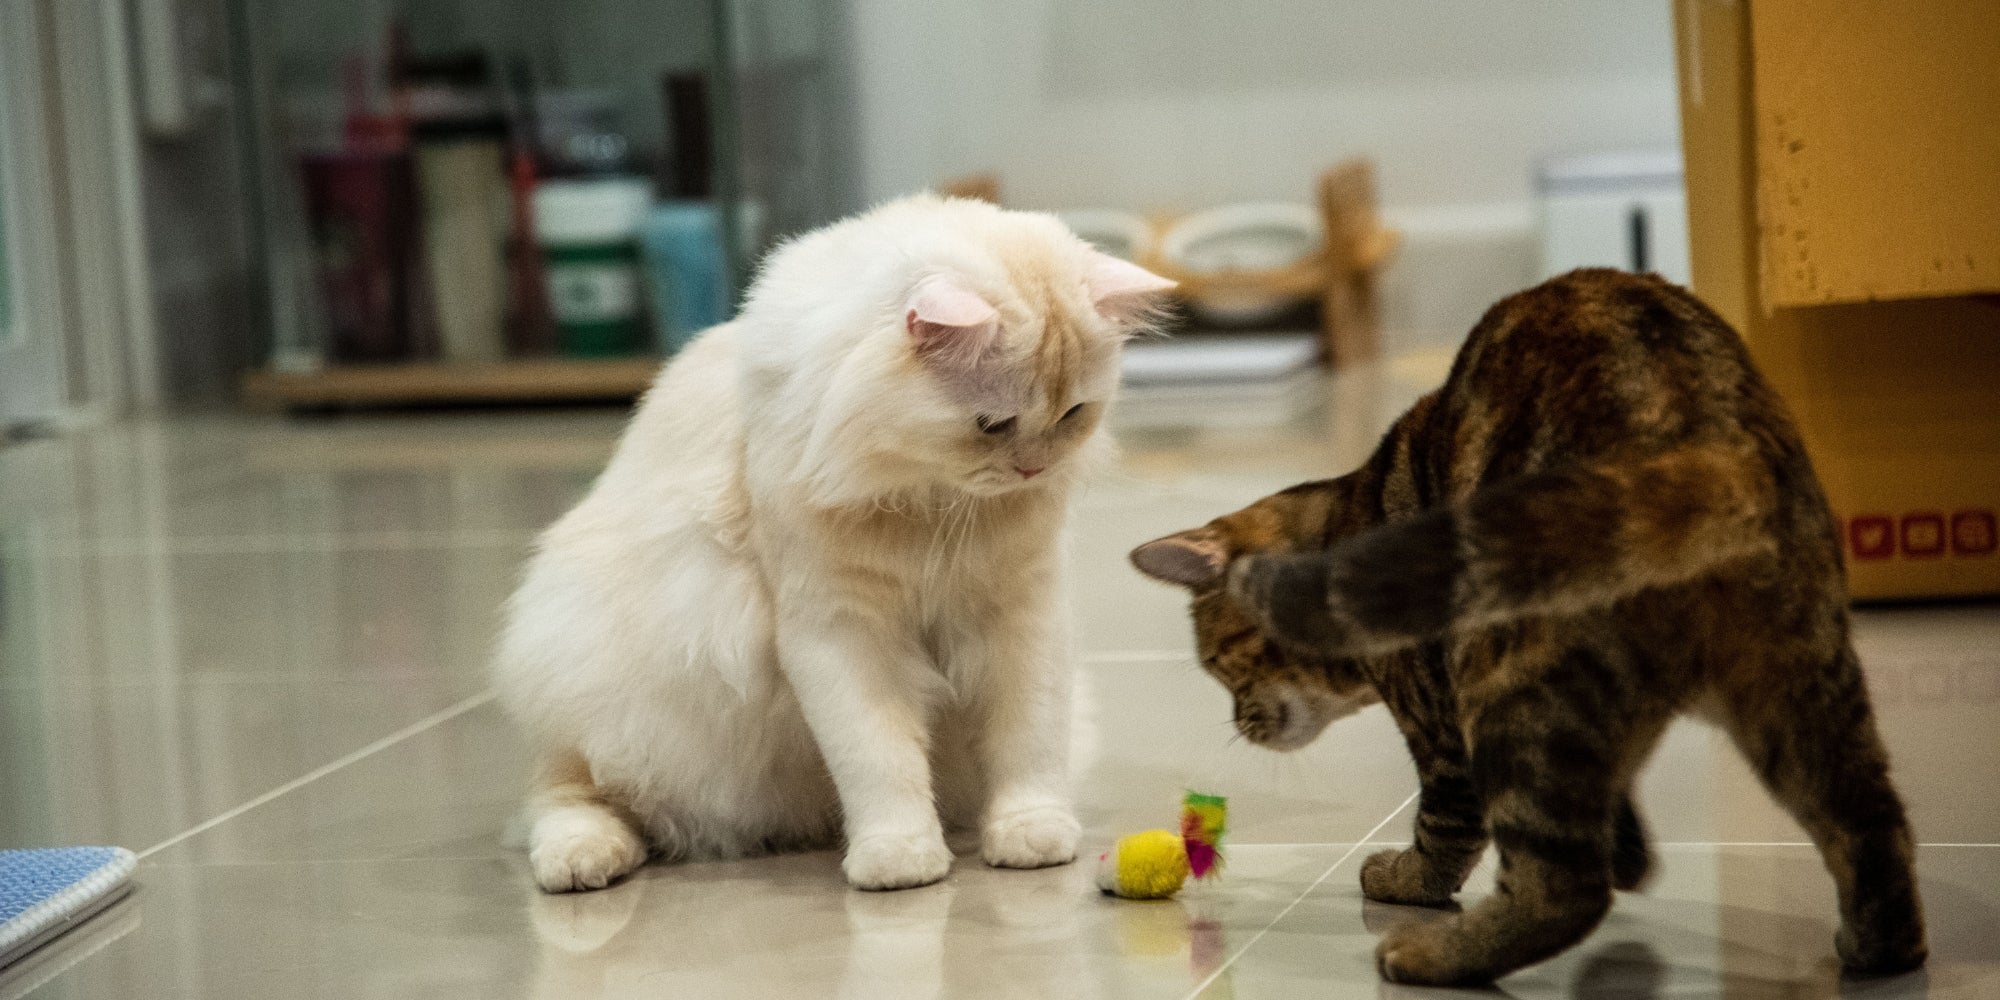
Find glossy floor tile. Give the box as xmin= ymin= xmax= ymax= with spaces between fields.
xmin=1208 ymin=843 xmax=2000 ymax=999
xmin=2 ymin=359 xmax=1996 ymax=999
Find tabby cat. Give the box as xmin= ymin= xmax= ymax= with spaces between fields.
xmin=1130 ymin=269 xmax=1927 ymax=986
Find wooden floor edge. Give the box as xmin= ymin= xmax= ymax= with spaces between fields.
xmin=241 ymin=358 xmax=661 ymax=408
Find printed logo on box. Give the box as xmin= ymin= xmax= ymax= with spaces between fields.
xmin=1848 ymin=515 xmax=1896 ymax=560
xmin=1900 ymin=513 xmax=1946 ymax=558
xmin=1954 ymin=510 xmax=1997 ymax=556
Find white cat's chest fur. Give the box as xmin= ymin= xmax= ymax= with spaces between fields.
xmin=749 ymin=490 xmax=1066 ymax=675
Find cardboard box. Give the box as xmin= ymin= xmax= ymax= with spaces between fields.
xmin=1674 ymin=0 xmax=2000 ymax=600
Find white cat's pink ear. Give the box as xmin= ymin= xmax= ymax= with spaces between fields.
xmin=1085 ymin=252 xmax=1176 ymax=323
xmin=906 ymin=274 xmax=999 ymax=361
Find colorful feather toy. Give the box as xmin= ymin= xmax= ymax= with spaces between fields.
xmin=1095 ymin=791 xmax=1228 ymax=899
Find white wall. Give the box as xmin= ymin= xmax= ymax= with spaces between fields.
xmin=848 ymin=0 xmax=1679 ymax=213
xmin=845 ymin=0 xmax=1681 ymax=341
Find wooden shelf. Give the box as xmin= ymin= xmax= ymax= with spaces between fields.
xmin=243 ymin=357 xmax=660 ymax=410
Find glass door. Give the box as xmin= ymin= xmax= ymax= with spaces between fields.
xmin=0 ymin=2 xmax=71 ymax=429
xmin=717 ymin=0 xmax=861 ymax=280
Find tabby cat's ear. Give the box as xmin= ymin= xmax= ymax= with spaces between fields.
xmin=1130 ymin=529 xmax=1230 ymax=588
xmin=1085 ymin=252 xmax=1175 ymax=325
xmin=905 ymin=274 xmax=999 ymax=363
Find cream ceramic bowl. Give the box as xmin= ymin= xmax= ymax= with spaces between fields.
xmin=1159 ymin=202 xmax=1322 ymax=326
xmin=1055 ymin=208 xmax=1154 ymax=262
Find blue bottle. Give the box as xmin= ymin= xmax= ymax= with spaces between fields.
xmin=639 ymin=202 xmax=729 ymax=356
xmin=640 ymin=72 xmax=731 ymax=356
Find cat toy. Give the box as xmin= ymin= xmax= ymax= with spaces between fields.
xmin=1096 ymin=792 xmax=1227 ymax=900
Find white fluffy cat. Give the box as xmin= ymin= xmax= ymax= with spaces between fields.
xmin=494 ymin=195 xmax=1173 ymax=892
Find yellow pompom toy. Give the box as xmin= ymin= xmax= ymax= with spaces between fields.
xmin=1096 ymin=792 xmax=1227 ymax=900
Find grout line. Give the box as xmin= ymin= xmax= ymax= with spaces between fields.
xmin=1231 ymin=840 xmax=2000 ymax=851
xmin=151 ymin=853 xmax=516 ymax=869
xmin=1657 ymin=840 xmax=1810 ymax=848
xmin=1228 ymin=840 xmax=2000 ymax=850
xmin=1081 ymin=650 xmax=1191 ymax=665
xmin=1655 ymin=841 xmax=2000 ymax=849
xmin=1182 ymin=789 xmax=1419 ymax=1000
xmin=24 ymin=529 xmax=537 ymax=560
xmin=137 ymin=690 xmax=496 ymax=861
xmin=1224 ymin=843 xmax=1383 ymax=850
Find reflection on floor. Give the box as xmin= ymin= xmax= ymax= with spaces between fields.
xmin=2 ymin=358 xmax=1995 ymax=999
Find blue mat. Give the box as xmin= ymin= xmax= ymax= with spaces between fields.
xmin=0 ymin=848 xmax=136 ymax=970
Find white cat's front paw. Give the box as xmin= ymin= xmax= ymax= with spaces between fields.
xmin=844 ymin=831 xmax=953 ymax=891
xmin=981 ymin=806 xmax=1080 ymax=869
xmin=530 ymin=806 xmax=647 ymax=893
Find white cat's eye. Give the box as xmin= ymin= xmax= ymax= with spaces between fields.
xmin=1061 ymin=403 xmax=1086 ymax=421
xmin=976 ymin=415 xmax=1017 ymax=435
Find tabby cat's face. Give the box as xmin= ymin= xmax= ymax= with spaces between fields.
xmin=1131 ymin=519 xmax=1380 ymax=751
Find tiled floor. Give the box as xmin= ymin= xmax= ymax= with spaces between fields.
xmin=3 ymin=359 xmax=1996 ymax=999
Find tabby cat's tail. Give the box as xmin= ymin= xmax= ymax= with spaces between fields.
xmin=1231 ymin=442 xmax=1779 ymax=657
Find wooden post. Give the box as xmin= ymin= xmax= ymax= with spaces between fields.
xmin=1316 ymin=159 xmax=1400 ymax=368
xmin=938 ymin=173 xmax=1002 ymax=205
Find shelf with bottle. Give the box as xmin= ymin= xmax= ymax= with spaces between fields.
xmin=242 ymin=356 xmax=660 ymax=410
xmin=243 ymin=19 xmax=736 ymax=411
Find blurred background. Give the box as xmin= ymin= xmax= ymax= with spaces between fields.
xmin=0 ymin=0 xmax=1687 ymax=422
xmin=2 ymin=3 xmax=1996 ymax=995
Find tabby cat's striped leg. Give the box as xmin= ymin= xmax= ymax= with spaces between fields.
xmin=1611 ymin=794 xmax=1655 ymax=892
xmin=1368 ymin=768 xmax=1651 ymax=916
xmin=1723 ymin=642 xmax=1926 ymax=977
xmin=1362 ymin=733 xmax=1486 ymax=907
xmin=1375 ymin=652 xmax=1635 ymax=986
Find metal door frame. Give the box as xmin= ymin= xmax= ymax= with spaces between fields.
xmin=1 ymin=0 xmax=162 ymax=431
xmin=0 ymin=0 xmax=74 ymax=429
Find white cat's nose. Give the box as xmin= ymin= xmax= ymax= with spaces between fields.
xmin=1015 ymin=466 xmax=1044 ymax=479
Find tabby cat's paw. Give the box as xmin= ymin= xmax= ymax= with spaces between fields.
xmin=1375 ymin=917 xmax=1494 ymax=988
xmin=529 ymin=807 xmax=647 ymax=893
xmin=845 ymin=831 xmax=953 ymax=891
xmin=1360 ymin=848 xmax=1458 ymax=907
xmin=981 ymin=807 xmax=1080 ymax=870
xmin=1836 ymin=924 xmax=1929 ymax=978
